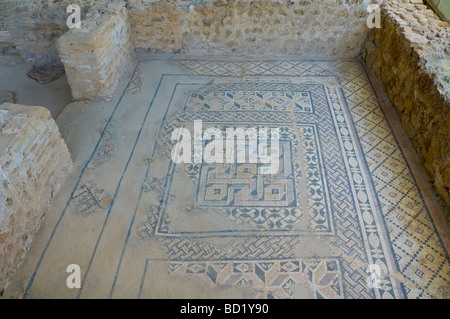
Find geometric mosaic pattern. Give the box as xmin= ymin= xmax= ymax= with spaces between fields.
xmin=187 ymin=90 xmax=313 ymax=112
xmin=159 ymin=90 xmax=336 ymax=234
xmin=152 ymin=73 xmax=401 ymax=298
xmin=159 ymin=258 xmax=343 ymax=299
xmin=170 ymin=59 xmax=450 ymax=299
xmin=16 ymin=58 xmax=449 ymax=300
xmin=71 ymin=181 xmax=112 ymax=217
xmin=157 ymin=61 xmax=448 ymax=297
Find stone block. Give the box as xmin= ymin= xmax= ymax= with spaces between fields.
xmin=57 ymin=2 xmax=134 ymax=100
xmin=0 ymin=103 xmax=73 ymax=292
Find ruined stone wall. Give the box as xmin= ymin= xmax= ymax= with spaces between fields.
xmin=0 ymin=103 xmax=73 ymax=292
xmin=4 ymin=0 xmax=76 ymax=68
xmin=364 ymin=0 xmax=450 ymax=207
xmin=3 ymin=0 xmax=111 ymax=68
xmin=4 ymin=0 xmax=373 ymax=60
xmin=0 ymin=2 xmax=13 ymax=42
xmin=128 ymin=0 xmax=371 ymax=57
xmin=3 ymin=0 xmax=374 ymax=96
xmin=57 ymin=2 xmax=134 ymax=100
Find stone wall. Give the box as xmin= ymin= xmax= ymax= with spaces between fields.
xmin=4 ymin=0 xmax=374 ymax=61
xmin=4 ymin=0 xmax=77 ymax=68
xmin=0 ymin=2 xmax=13 ymax=43
xmin=128 ymin=0 xmax=371 ymax=57
xmin=0 ymin=103 xmax=73 ymax=292
xmin=57 ymin=2 xmax=134 ymax=100
xmin=3 ymin=0 xmax=374 ymax=95
xmin=2 ymin=0 xmax=112 ymax=68
xmin=364 ymin=0 xmax=450 ymax=207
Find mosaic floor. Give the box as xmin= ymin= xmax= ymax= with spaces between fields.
xmin=4 ymin=56 xmax=449 ymax=299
